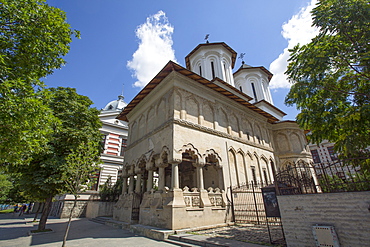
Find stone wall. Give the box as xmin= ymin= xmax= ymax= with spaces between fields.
xmin=277 ymin=191 xmax=370 ymax=247
xmin=58 ymin=200 xmax=88 ymax=218
xmin=85 ymin=201 xmax=115 ymax=218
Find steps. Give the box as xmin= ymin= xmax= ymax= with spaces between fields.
xmin=164 ymin=237 xmax=203 ymax=247
xmin=89 ymin=218 xmax=264 ymax=247
xmin=167 ymin=234 xmax=226 ymax=247
xmin=89 ymin=216 xmax=112 ymax=225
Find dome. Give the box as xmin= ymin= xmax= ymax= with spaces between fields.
xmin=102 ymin=95 xmax=127 ymax=112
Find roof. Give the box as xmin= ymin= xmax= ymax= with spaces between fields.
xmin=234 ymin=65 xmax=273 ymax=81
xmin=101 ymin=95 xmax=127 ymax=112
xmin=185 ymin=42 xmax=237 ymax=70
xmin=254 ymin=99 xmax=286 ymax=116
xmin=116 ymin=61 xmax=280 ymax=123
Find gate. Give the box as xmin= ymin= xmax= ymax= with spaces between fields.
xmin=230 ymin=182 xmax=285 ymax=245
xmin=231 ymin=182 xmax=266 ymax=224
xmin=131 ymin=192 xmax=142 ymax=222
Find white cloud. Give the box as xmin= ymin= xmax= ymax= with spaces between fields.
xmin=127 ymin=11 xmax=177 ymax=88
xmin=269 ymin=0 xmax=319 ymax=89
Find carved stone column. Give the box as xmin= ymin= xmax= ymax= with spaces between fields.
xmin=122 ymin=169 xmax=128 ymax=194
xmin=195 ymin=163 xmax=205 ymax=192
xmin=135 ymin=173 xmax=142 ymax=193
xmin=194 ymin=162 xmax=212 ymax=207
xmin=155 ymin=157 xmax=168 ymax=192
xmin=128 ymin=174 xmax=135 ymax=193
xmin=168 ymin=160 xmax=185 ymax=208
xmin=158 ymin=166 xmax=165 ymax=191
xmin=171 ymin=161 xmax=181 ymax=190
xmin=147 ymin=169 xmax=154 ymax=192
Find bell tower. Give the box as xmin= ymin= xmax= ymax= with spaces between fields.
xmin=233 ymin=62 xmax=274 ymax=104
xmin=185 ymin=42 xmax=237 ymax=86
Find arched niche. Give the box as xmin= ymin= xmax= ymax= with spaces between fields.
xmin=290 ymin=132 xmax=303 ymax=153
xmin=185 ymin=96 xmax=199 ymax=124
xmin=276 ymin=133 xmax=290 ymax=152
xmin=229 ymin=113 xmax=239 ymax=137
xmin=217 ymin=107 xmax=228 ymax=133
xmin=156 ymin=97 xmax=166 ymax=126
xmin=228 ymin=148 xmax=239 ymax=187
xmin=174 ymin=89 xmax=182 ymax=119
xmin=202 ymin=102 xmax=214 ymax=129
xmin=138 ymin=114 xmax=146 ymax=139
xmin=147 ymin=106 xmax=155 ymax=132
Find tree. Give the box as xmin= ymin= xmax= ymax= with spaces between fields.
xmin=13 ymin=87 xmax=102 ymax=231
xmin=0 ymin=172 xmax=12 ymax=203
xmin=0 ymin=0 xmax=79 ymax=164
xmin=62 ymin=143 xmax=101 ymax=247
xmin=285 ymin=0 xmax=370 ymax=160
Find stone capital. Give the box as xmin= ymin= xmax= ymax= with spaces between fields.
xmin=192 ymin=162 xmax=205 ymax=168
xmin=169 ymin=158 xmax=182 ymax=165
xmin=135 ymin=167 xmax=145 ymax=174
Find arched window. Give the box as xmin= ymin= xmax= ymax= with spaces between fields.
xmin=251 ymin=167 xmax=257 ymax=185
xmin=211 ymin=61 xmax=216 ymax=79
xmin=251 ymin=83 xmax=257 ymax=101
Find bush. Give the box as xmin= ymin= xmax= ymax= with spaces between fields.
xmin=99 ymin=176 xmax=122 ymax=202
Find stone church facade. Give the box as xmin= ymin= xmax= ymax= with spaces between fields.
xmin=113 ymin=42 xmax=312 ymax=230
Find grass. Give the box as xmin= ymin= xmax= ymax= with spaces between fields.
xmin=0 ymin=209 xmax=14 ymax=213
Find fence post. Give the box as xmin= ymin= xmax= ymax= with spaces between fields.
xmin=251 ymin=181 xmax=260 ymax=225
xmin=229 ymin=186 xmax=236 ymax=223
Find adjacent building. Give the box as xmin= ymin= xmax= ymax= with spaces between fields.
xmin=97 ymin=95 xmax=128 ymax=188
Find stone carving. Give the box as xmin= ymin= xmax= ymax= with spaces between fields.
xmin=183 ymin=186 xmax=190 ymax=192
xmin=210 ymin=196 xmax=215 ymax=206
xmin=192 ymin=196 xmax=200 ymax=207
xmin=191 ymin=187 xmax=199 ymax=192
xmin=184 ymin=196 xmax=191 ymax=207
xmin=215 ymin=196 xmax=223 ymax=206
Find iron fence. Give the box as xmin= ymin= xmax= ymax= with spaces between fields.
xmin=313 ymin=157 xmax=370 ymax=193
xmin=275 ymin=157 xmax=370 ymax=195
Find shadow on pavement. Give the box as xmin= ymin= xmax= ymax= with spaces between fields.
xmin=0 ymin=213 xmax=171 ymax=247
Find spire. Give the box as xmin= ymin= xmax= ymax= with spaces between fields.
xmin=204 ymin=34 xmax=210 ymax=43
xmin=118 ymin=83 xmax=125 ymax=100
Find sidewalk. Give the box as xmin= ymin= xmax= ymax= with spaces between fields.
xmin=0 ymin=213 xmax=268 ymax=247
xmin=0 ymin=213 xmax=177 ymax=247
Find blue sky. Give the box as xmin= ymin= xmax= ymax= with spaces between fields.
xmin=44 ymin=0 xmax=318 ymax=120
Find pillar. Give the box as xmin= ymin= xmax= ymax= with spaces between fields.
xmin=171 ymin=162 xmax=180 ymax=190
xmin=195 ymin=163 xmax=212 ymax=207
xmin=158 ymin=166 xmax=165 ymax=191
xmin=135 ymin=173 xmax=142 ymax=193
xmin=197 ymin=165 xmax=205 ymax=191
xmin=147 ymin=169 xmax=154 ymax=192
xmin=128 ymin=175 xmax=134 ymax=193
xmin=122 ymin=170 xmax=128 ymax=194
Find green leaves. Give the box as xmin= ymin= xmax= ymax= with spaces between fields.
xmin=285 ymin=0 xmax=370 ymax=159
xmin=65 ymin=142 xmax=101 ymax=196
xmin=0 ymin=80 xmax=54 ymax=164
xmin=0 ymin=0 xmax=79 ymax=164
xmin=8 ymin=87 xmax=102 ymax=201
xmin=0 ymin=0 xmax=79 ymax=84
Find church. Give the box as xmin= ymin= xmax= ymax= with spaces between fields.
xmin=113 ymin=41 xmax=312 ymax=230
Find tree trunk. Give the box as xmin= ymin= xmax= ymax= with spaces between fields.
xmin=33 ymin=202 xmax=43 ymax=222
xmin=62 ymin=195 xmax=77 ymax=247
xmin=38 ymin=196 xmax=52 ymax=231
